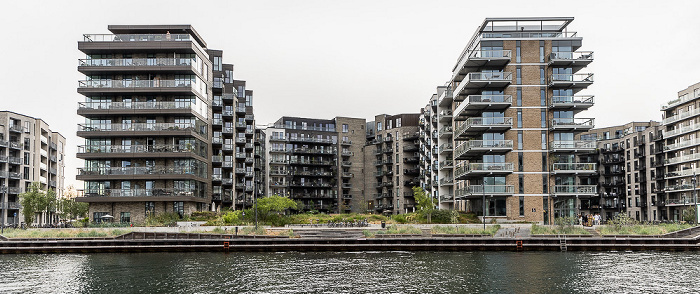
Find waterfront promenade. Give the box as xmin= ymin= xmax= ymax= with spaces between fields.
xmin=2 ymin=224 xmax=700 ymax=254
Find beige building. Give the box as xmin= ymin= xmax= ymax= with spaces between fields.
xmin=422 ymin=17 xmax=596 ymax=223
xmin=0 ymin=111 xmax=66 ymax=225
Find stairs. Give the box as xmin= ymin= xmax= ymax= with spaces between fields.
xmin=559 ymin=234 xmax=567 ymax=251
xmin=294 ymin=229 xmax=365 ymax=239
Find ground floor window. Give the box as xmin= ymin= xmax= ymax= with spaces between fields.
xmin=145 ymin=201 xmax=155 ymax=217
xmin=120 ymin=212 xmax=131 ymax=223
xmin=173 ymin=201 xmax=184 ymax=217
xmin=93 ymin=212 xmax=109 ymax=223
xmin=488 ymin=198 xmax=507 ymax=216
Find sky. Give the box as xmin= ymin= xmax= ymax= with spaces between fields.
xmin=2 ymin=0 xmax=699 ymax=188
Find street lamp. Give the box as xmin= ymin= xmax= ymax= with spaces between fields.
xmin=693 ymin=173 xmax=698 ymax=225
xmin=254 ymin=179 xmax=259 ymax=230
xmin=482 ymin=182 xmax=486 ymax=231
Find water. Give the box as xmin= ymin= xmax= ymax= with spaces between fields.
xmin=0 ymin=251 xmax=698 ymax=293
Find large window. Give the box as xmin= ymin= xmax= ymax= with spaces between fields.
xmin=173 ymin=201 xmax=184 ymax=217
xmin=120 ymin=212 xmax=131 ymax=223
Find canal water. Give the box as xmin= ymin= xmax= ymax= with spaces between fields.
xmin=0 ymin=251 xmax=698 ymax=293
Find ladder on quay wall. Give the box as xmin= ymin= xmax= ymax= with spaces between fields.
xmin=559 ymin=234 xmax=567 ymax=252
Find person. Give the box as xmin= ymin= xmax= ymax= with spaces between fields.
xmin=165 ymin=31 xmax=171 ymax=40
xmin=578 ymin=214 xmax=583 ymax=225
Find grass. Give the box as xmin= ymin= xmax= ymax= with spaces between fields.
xmin=599 ymin=223 xmax=694 ymax=235
xmin=431 ymin=225 xmax=501 ymax=236
xmin=363 ymin=225 xmax=422 ymax=237
xmin=1 ymin=228 xmax=132 ymax=239
xmin=531 ymin=224 xmax=590 ymax=235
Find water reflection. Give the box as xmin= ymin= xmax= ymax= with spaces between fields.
xmin=0 ymin=251 xmax=699 ymax=293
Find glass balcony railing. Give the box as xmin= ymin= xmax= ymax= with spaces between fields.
xmin=481 ymin=31 xmax=578 ymax=39
xmin=550 ymin=118 xmax=594 ymax=128
xmin=78 ymin=101 xmax=196 ymax=111
xmin=78 ymin=166 xmax=207 ymax=178
xmin=469 ymin=50 xmax=512 ymax=59
xmin=552 ymin=185 xmax=597 ymax=194
xmin=82 ymin=188 xmax=204 ymax=198
xmin=550 ymin=95 xmax=594 ymax=106
xmin=78 ymin=79 xmax=195 ymax=89
xmin=77 ymin=123 xmax=207 ymax=135
xmin=549 ymin=140 xmax=596 ymax=150
xmin=460 ymin=185 xmax=515 ymax=195
xmin=548 ymin=51 xmax=593 ymax=62
xmin=77 ymin=144 xmax=206 ymax=157
xmin=79 ymin=57 xmax=194 ymax=67
xmin=549 ymin=73 xmax=594 ymax=83
xmin=551 ymin=163 xmax=596 ymax=172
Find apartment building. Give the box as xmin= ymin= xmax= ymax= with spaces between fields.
xmin=264 ymin=116 xmax=366 ymax=213
xmin=660 ymin=82 xmax=700 ymax=222
xmin=422 ymin=17 xmax=595 ymax=223
xmin=76 ymin=25 xmax=260 ymax=222
xmin=0 ymin=111 xmax=66 ymax=225
xmin=365 ymin=113 xmax=421 ymax=215
xmin=580 ymin=122 xmax=661 ymax=222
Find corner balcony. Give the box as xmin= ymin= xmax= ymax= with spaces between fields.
xmin=439 ymin=160 xmax=454 ymax=170
xmin=77 ymin=122 xmax=206 ymax=138
xmin=78 ymin=79 xmax=202 ymax=96
xmin=548 ymin=73 xmax=593 ymax=90
xmin=455 ymin=117 xmax=512 ymax=138
xmin=549 ymin=118 xmax=594 ymax=132
xmin=455 ymin=185 xmax=514 ymax=199
xmin=453 ymin=72 xmax=512 ymax=97
xmin=552 ymin=185 xmax=597 ymax=197
xmin=551 ymin=163 xmax=597 ymax=175
xmin=80 ymin=188 xmax=205 ymax=202
xmin=664 ymin=138 xmax=700 ymax=152
xmin=549 ymin=95 xmax=594 ymax=111
xmin=78 ymin=101 xmax=198 ymax=116
xmin=76 ymin=144 xmax=204 ymax=159
xmin=454 ymin=95 xmax=512 ymax=121
xmin=454 ymin=162 xmax=514 ymax=180
xmin=547 ymin=51 xmax=593 ymax=69
xmin=439 ymin=110 xmax=453 ymax=122
xmin=76 ymin=166 xmax=207 ymax=180
xmin=80 ymin=33 xmax=206 ymax=56
xmin=439 ymin=126 xmax=453 ymax=138
xmin=438 ymin=143 xmax=453 ymax=154
xmin=454 ymin=140 xmax=513 ymax=160
xmin=549 ymin=140 xmax=596 ymax=153
xmin=78 ymin=57 xmax=197 ymax=74
xmin=452 ymin=50 xmax=512 ymax=82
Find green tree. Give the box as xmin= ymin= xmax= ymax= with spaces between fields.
xmin=257 ymin=195 xmax=298 ymax=215
xmin=19 ymin=183 xmax=42 ymax=224
xmin=58 ymin=198 xmax=89 ymax=220
xmin=413 ymin=186 xmax=436 ymax=223
xmin=682 ymin=206 xmax=697 ymax=223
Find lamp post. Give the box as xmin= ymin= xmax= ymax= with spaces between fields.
xmin=693 ymin=173 xmax=698 ymax=225
xmin=482 ymin=182 xmax=486 ymax=231
xmin=254 ymin=179 xmax=259 ymax=230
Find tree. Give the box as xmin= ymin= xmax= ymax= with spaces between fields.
xmin=413 ymin=186 xmax=437 ymax=223
xmin=20 ymin=183 xmax=42 ymax=225
xmin=58 ymin=198 xmax=89 ymax=220
xmin=257 ymin=195 xmax=298 ymax=215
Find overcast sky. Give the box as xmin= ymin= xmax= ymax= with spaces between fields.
xmin=2 ymin=0 xmax=699 ymax=188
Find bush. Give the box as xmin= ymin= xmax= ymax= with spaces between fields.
xmin=431 ymin=225 xmax=500 ymax=235
xmin=392 ymin=214 xmax=408 ymax=224
xmin=428 ymin=210 xmax=459 ymax=224
xmin=190 ymin=211 xmax=217 ymax=221
xmin=144 ymin=212 xmax=181 ymax=227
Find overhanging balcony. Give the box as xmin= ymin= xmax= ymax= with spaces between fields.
xmin=549 ymin=140 xmax=596 ymax=153
xmin=454 ymin=162 xmax=514 ymax=180
xmin=549 ymin=95 xmax=594 ymax=111
xmin=547 ymin=51 xmax=593 ymax=69
xmin=77 ymin=166 xmax=207 ymax=180
xmin=551 ymin=163 xmax=597 ymax=174
xmin=454 ymin=95 xmax=512 ymax=120
xmin=455 ymin=117 xmax=512 ymax=138
xmin=664 ymin=138 xmax=700 ymax=152
xmin=76 ymin=144 xmax=205 ymax=159
xmin=549 ymin=118 xmax=594 ymax=132
xmin=548 ymin=73 xmax=593 ymax=90
xmin=456 ymin=185 xmax=514 ymax=199
xmin=453 ymin=72 xmax=512 ymax=97
xmin=663 ymin=124 xmax=700 ymax=139
xmin=77 ymin=122 xmax=206 ymax=137
xmin=454 ymin=140 xmax=513 ymax=160
xmin=78 ymin=57 xmax=197 ymax=74
xmin=77 ymin=101 xmax=198 ymax=116
xmin=552 ymin=185 xmax=597 ymax=196
xmin=453 ymin=50 xmax=512 ymax=82
xmin=80 ymin=188 xmax=205 ymax=201
xmin=78 ymin=79 xmax=203 ymax=96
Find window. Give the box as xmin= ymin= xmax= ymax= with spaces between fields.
xmin=93 ymin=212 xmax=108 ymax=223
xmin=23 ymin=167 xmax=29 ymax=180
xmin=377 ymin=122 xmax=382 ymax=131
xmin=173 ymin=201 xmax=184 ymax=217
xmin=540 ymin=66 xmax=545 ymax=85
xmin=213 ymin=56 xmax=222 ymax=71
xmin=24 ymin=138 xmax=30 ymax=151
xmin=516 ymin=41 xmax=521 ymax=63
xmin=540 ymin=88 xmax=546 ymax=106
xmin=542 ymin=153 xmax=548 ymax=172
xmin=519 ymin=196 xmax=525 ymax=217
xmin=517 ymin=111 xmax=522 ymax=128
xmin=516 ymin=89 xmax=522 ymax=106
xmin=542 ymin=132 xmax=547 ymax=149
xmin=541 ymin=110 xmax=547 ymax=128
xmin=388 ymin=120 xmax=392 ymax=130
xmin=23 ymin=153 xmax=29 ymax=165
xmin=539 ymin=41 xmax=545 ymax=62
xmin=342 ymin=124 xmax=349 ymax=133
xmin=518 ymin=131 xmax=523 ymax=150
xmin=120 ymin=212 xmax=131 ymax=223
xmin=542 ymin=174 xmax=548 ymax=193
xmin=397 ymin=118 xmax=402 ymax=128
xmin=516 ymin=66 xmax=521 ymax=85
xmin=519 ymin=175 xmax=524 ymax=194
xmin=518 ymin=153 xmax=524 ymax=172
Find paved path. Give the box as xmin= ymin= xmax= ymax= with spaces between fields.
xmin=494 ymin=226 xmax=531 ymax=238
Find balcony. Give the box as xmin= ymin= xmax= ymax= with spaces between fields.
xmin=664 ymin=138 xmax=700 ymax=152
xmin=455 ymin=117 xmax=512 ymax=138
xmin=235 ymin=106 xmax=246 ymax=114
xmin=77 ymin=166 xmax=206 ymax=179
xmin=78 ymin=79 xmax=202 ymax=95
xmin=9 ymin=125 xmax=25 ymax=133
xmin=454 ymin=95 xmax=512 ymax=120
xmin=8 ymin=187 xmax=22 ymax=194
xmin=454 ymin=140 xmax=513 ymax=160
xmin=439 ymin=160 xmax=454 ymax=169
xmin=665 ymin=152 xmax=700 ymax=166
xmin=77 ymin=144 xmax=204 ymax=158
xmin=663 ymin=107 xmax=700 ymax=125
xmin=439 ymin=110 xmax=453 ymax=122
xmin=453 ymin=72 xmax=512 ymax=97
xmin=456 ymin=185 xmax=514 ymax=198
xmin=81 ymin=188 xmax=204 ymax=199
xmin=9 ymin=172 xmax=21 ymax=180
xmin=452 ymin=50 xmax=512 ymax=82
xmin=549 ymin=95 xmax=594 ymax=111
xmin=549 ymin=118 xmax=594 ymax=132
xmin=666 ymin=168 xmax=700 ymax=180
xmin=78 ymin=57 xmax=196 ymax=72
xmin=439 ymin=143 xmax=453 ymax=154
xmin=454 ymin=163 xmax=514 ymax=179
xmin=663 ymin=124 xmax=700 ymax=139
xmin=551 ymin=163 xmax=597 ymax=174
xmin=547 ymin=51 xmax=593 ymax=68
xmin=549 ymin=140 xmax=596 ymax=153
xmin=548 ymin=73 xmax=593 ymax=89
xmin=77 ymin=123 xmax=206 ymax=136
xmin=552 ymin=185 xmax=597 ymax=196
xmin=439 ymin=177 xmax=454 ymax=186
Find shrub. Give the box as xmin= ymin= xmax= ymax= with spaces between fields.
xmin=392 ymin=214 xmax=408 ymax=224
xmin=190 ymin=211 xmax=217 ymax=221
xmin=428 ymin=210 xmax=459 ymax=224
